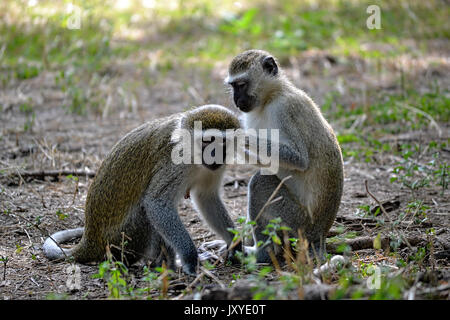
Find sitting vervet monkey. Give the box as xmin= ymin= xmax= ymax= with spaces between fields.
xmin=225 ymin=50 xmax=344 ymax=262
xmin=43 ymin=105 xmax=241 ymax=275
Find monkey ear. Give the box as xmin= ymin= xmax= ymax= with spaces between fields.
xmin=262 ymin=56 xmax=278 ymax=76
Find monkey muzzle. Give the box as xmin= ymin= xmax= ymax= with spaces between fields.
xmin=235 ymin=95 xmax=256 ymax=113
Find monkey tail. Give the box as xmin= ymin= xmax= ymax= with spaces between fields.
xmin=43 ymin=227 xmax=84 ymax=260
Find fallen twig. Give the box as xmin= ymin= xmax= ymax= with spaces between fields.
xmin=3 ymin=169 xmax=96 ymax=181
xmin=395 ymin=102 xmax=442 ymax=137
xmin=200 ymin=266 xmax=225 ymax=289
xmin=327 ymin=235 xmax=425 ymax=253
xmin=4 ymin=211 xmax=69 ymax=259
xmin=364 ymin=180 xmax=414 ymax=250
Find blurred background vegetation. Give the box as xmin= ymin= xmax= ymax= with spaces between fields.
xmin=1 ymin=0 xmax=448 ymax=156
xmin=1 ymin=0 xmax=449 ymax=68
xmin=1 ymin=0 xmax=448 ymax=157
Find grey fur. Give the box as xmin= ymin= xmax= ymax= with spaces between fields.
xmin=227 ymin=50 xmax=344 ymax=262
xmin=43 ymin=227 xmax=84 ymax=260
xmin=42 ymin=105 xmax=241 ymax=275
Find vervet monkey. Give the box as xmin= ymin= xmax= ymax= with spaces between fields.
xmin=225 ymin=50 xmax=344 ymax=262
xmin=43 ymin=105 xmax=241 ymax=275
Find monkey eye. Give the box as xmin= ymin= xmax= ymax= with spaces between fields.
xmin=232 ymin=81 xmax=248 ymax=90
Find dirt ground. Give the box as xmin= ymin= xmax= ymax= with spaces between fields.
xmin=0 ymin=46 xmax=449 ymax=300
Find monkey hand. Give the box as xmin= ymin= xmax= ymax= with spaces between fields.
xmin=198 ymin=240 xmax=227 ymax=262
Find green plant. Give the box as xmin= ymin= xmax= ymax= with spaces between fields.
xmin=228 ymin=216 xmax=254 ymax=249
xmin=405 ymin=200 xmax=430 ymax=225
xmin=1 ymin=255 xmax=8 ymax=281
xmin=34 ymin=215 xmax=42 ymax=226
xmin=55 ymin=209 xmax=68 ymax=220
xmin=369 ymin=275 xmax=405 ymax=300
xmin=15 ymin=243 xmax=24 ymax=254
xmin=391 ymin=142 xmax=448 ymax=198
xmin=228 ymin=216 xmax=258 ymax=273
xmin=359 ymin=262 xmax=376 ymax=278
xmin=92 ymin=259 xmax=130 ymax=299
xmin=138 ymin=266 xmax=160 ymax=298
xmin=330 ymin=265 xmax=359 ymax=299
xmin=45 ymin=293 xmax=70 ymax=300
xmin=19 ymin=102 xmax=33 ymax=113
xmin=15 ymin=64 xmax=40 ymax=80
xmin=23 ymin=112 xmax=36 ymax=132
xmin=428 ymin=143 xmax=449 ymax=196
xmin=410 ymin=247 xmax=427 ymax=265
xmin=65 ymin=174 xmax=79 ymax=182
xmin=20 ymin=101 xmax=36 ymax=132
xmin=252 ymin=266 xmax=278 ymax=300
xmin=356 ymin=204 xmax=380 ymax=218
xmin=219 ymin=8 xmax=262 ymax=36
xmin=138 ymin=264 xmax=173 ymax=299
xmin=260 ymin=217 xmax=291 ymax=249
xmin=327 ymin=231 xmax=359 ymax=254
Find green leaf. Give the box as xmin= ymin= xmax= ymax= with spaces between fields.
xmin=336 ymin=243 xmax=351 ymax=254
xmin=373 ymin=233 xmax=382 ymax=250
xmin=271 ymin=235 xmax=281 ymax=245
xmin=56 ymin=209 xmax=68 ymax=220
xmin=258 ymin=266 xmax=273 ymax=277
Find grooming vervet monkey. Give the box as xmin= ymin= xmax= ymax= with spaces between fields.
xmin=43 ymin=105 xmax=241 ymax=275
xmin=225 ymin=49 xmax=344 ymax=262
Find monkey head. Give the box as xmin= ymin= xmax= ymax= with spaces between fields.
xmin=174 ymin=104 xmax=241 ymax=171
xmin=225 ymin=50 xmax=280 ymax=113
xmin=201 ymin=133 xmax=225 ymax=171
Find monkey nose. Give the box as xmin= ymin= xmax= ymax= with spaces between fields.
xmin=238 ymin=104 xmax=251 ymax=112
xmin=236 ymin=97 xmax=254 ymax=112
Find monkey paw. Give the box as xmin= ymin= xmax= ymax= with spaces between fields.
xmin=198 ymin=240 xmax=227 ymax=262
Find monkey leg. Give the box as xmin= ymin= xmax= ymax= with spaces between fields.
xmin=248 ymin=171 xmax=325 ymax=263
xmin=119 ymin=206 xmax=177 ymax=269
xmin=141 ymin=198 xmax=198 ymax=276
xmin=146 ymin=225 xmax=177 ymax=271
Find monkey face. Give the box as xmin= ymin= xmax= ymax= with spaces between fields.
xmin=230 ymin=79 xmax=257 ymax=113
xmin=227 ymin=54 xmax=279 ymax=113
xmin=201 ymin=135 xmax=226 ymax=171
xmin=202 ymin=162 xmax=222 ymax=171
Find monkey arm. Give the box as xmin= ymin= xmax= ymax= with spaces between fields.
xmin=243 ymin=135 xmax=309 ymax=172
xmin=276 ymin=140 xmax=309 ymax=171
xmin=277 ymin=112 xmax=310 ymax=171
xmin=190 ymin=190 xmax=237 ymax=247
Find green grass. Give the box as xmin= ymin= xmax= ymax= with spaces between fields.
xmin=0 ymin=0 xmax=448 ymax=118
xmin=2 ymin=0 xmax=448 ymax=69
xmin=146 ymin=0 xmax=449 ymax=62
xmin=326 ymin=85 xmax=449 ymax=162
xmin=1 ymin=2 xmax=113 ymax=70
xmin=326 ymin=88 xmax=449 ymax=127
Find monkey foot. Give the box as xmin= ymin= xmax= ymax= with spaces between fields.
xmin=313 ymin=255 xmax=348 ymax=278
